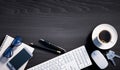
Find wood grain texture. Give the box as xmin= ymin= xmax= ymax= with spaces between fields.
xmin=0 ymin=0 xmax=120 ymax=70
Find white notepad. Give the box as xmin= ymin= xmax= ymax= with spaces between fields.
xmin=0 ymin=35 xmax=34 ymax=70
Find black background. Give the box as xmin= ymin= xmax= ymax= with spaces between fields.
xmin=0 ymin=0 xmax=120 ymax=70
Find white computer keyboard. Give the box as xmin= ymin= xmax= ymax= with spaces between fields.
xmin=27 ymin=45 xmax=92 ymax=70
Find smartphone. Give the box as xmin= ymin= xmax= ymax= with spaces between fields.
xmin=7 ymin=48 xmax=33 ymax=70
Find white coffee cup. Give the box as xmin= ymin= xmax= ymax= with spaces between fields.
xmin=92 ymin=24 xmax=118 ymax=50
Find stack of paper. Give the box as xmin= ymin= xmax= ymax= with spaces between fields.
xmin=0 ymin=35 xmax=34 ymax=70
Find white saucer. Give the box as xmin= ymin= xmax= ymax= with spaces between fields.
xmin=92 ymin=24 xmax=118 ymax=50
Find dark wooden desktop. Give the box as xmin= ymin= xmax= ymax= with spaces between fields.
xmin=0 ymin=0 xmax=120 ymax=70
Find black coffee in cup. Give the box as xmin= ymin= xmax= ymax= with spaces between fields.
xmin=99 ymin=30 xmax=111 ymax=43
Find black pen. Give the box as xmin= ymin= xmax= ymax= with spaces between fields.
xmin=29 ymin=43 xmax=62 ymax=54
xmin=39 ymin=39 xmax=66 ymax=54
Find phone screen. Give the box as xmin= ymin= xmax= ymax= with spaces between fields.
xmin=7 ymin=48 xmax=32 ymax=70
